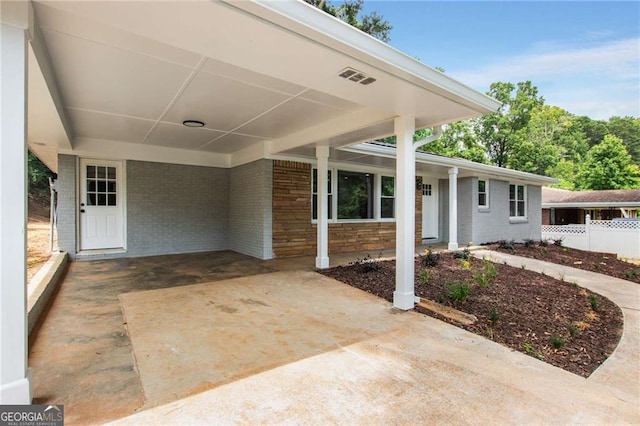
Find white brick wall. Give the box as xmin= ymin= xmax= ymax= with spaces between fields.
xmin=229 ymin=160 xmax=273 ymax=259
xmin=126 ymin=160 xmax=229 ymax=256
xmin=56 ymin=155 xmax=77 ymax=257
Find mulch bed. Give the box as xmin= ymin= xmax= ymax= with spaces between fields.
xmin=487 ymin=241 xmax=640 ymax=284
xmin=320 ymin=251 xmax=623 ymax=378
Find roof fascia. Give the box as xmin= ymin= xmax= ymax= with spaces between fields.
xmin=340 ymin=144 xmax=558 ymax=185
xmin=224 ymin=0 xmax=501 ymax=115
xmin=542 ymin=202 xmax=640 ymax=208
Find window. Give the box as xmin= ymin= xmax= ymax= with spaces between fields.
xmin=312 ymin=169 xmax=332 ymax=220
xmin=338 ymin=170 xmax=374 ymax=219
xmin=312 ymin=169 xmax=395 ymax=221
xmin=422 ymin=183 xmax=432 ymax=196
xmin=86 ymin=165 xmax=117 ymax=206
xmin=478 ymin=179 xmax=488 ymax=208
xmin=509 ymin=184 xmax=526 ymax=218
xmin=380 ymin=176 xmax=395 ymax=218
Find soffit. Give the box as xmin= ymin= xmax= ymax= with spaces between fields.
xmin=29 ymin=0 xmax=497 ymax=167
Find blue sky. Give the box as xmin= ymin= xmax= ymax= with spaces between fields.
xmin=360 ymin=1 xmax=639 ymax=120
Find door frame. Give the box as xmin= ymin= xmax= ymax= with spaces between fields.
xmin=420 ymin=175 xmax=439 ymax=240
xmin=76 ymin=157 xmax=127 ymax=254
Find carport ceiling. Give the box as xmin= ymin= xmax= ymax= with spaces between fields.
xmin=29 ymin=0 xmax=497 ymax=168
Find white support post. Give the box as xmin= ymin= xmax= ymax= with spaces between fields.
xmin=393 ymin=116 xmax=416 ymax=310
xmin=315 ymin=145 xmax=330 ymax=269
xmin=448 ymin=167 xmax=459 ymax=251
xmin=0 ymin=9 xmax=32 ymax=404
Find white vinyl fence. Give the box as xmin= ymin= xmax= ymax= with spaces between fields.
xmin=541 ymin=215 xmax=640 ymax=259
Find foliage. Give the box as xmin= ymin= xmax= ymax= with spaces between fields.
xmin=418 ymin=270 xmax=431 ymax=285
xmin=589 ymin=295 xmax=599 ymax=312
xmin=420 ymin=249 xmax=441 ymax=267
xmin=489 ymin=307 xmax=499 ymax=325
xmin=350 ymin=253 xmax=382 ymax=273
xmin=447 ymin=281 xmax=470 ymax=303
xmin=475 ymin=81 xmax=544 ymax=167
xmin=523 ymin=238 xmax=537 ymax=248
xmin=624 ymin=268 xmax=639 ymax=280
xmin=553 ymin=238 xmax=564 ymax=247
xmin=453 ymin=248 xmax=472 ymax=260
xmin=305 ymin=0 xmax=392 ymax=42
xmin=576 ymin=135 xmax=640 ymax=190
xmin=550 ymin=334 xmax=566 ymax=349
xmin=497 ymin=239 xmax=515 ymax=251
xmin=28 ymin=151 xmax=54 ymax=194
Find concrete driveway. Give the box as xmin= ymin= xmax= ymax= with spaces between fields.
xmin=112 ymin=269 xmax=638 ymax=425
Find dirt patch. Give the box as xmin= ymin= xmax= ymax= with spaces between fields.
xmin=27 ymin=194 xmax=53 ymax=282
xmin=320 ymin=252 xmax=623 ymax=378
xmin=487 ymin=241 xmax=640 ymax=284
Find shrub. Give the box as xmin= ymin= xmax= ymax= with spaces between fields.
xmin=523 ymin=238 xmax=537 ymax=248
xmin=350 ymin=253 xmax=382 ymax=273
xmin=550 ymin=334 xmax=565 ymax=349
xmin=553 ymin=238 xmax=564 ymax=247
xmin=453 ymin=248 xmax=472 ymax=260
xmin=420 ymin=249 xmax=441 ymax=267
xmin=624 ymin=268 xmax=639 ymax=279
xmin=497 ymin=239 xmax=515 ymax=251
xmin=538 ymin=239 xmax=550 ymax=247
xmin=418 ymin=270 xmax=431 ymax=284
xmin=447 ymin=281 xmax=470 ymax=303
xmin=489 ymin=307 xmax=499 ymax=325
xmin=589 ymin=294 xmax=599 ymax=312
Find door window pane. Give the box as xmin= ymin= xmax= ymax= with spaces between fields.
xmin=86 ymin=164 xmax=117 ymax=207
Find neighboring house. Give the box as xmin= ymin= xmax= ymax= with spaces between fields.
xmin=1 ymin=0 xmax=553 ymax=402
xmin=542 ymin=187 xmax=640 ymax=225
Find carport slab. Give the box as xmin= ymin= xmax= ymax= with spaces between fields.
xmin=119 ymin=271 xmax=637 ymax=424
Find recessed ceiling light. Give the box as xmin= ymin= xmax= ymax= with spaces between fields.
xmin=182 ymin=120 xmax=205 ymax=128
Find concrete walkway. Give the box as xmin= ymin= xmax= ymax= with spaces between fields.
xmin=111 ymin=258 xmax=640 ymax=425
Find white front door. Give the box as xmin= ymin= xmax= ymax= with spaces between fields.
xmin=79 ymin=159 xmax=124 ymax=250
xmin=421 ymin=177 xmax=438 ymax=240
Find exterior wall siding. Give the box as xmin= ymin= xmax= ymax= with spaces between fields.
xmin=272 ymin=160 xmax=421 ymax=257
xmin=471 ymin=179 xmax=543 ymax=244
xmin=56 ymin=154 xmax=77 ymax=258
xmin=229 ymin=160 xmax=273 ymax=259
xmin=126 ymin=160 xmax=229 ymax=257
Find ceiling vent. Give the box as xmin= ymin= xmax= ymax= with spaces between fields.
xmin=338 ymin=67 xmax=376 ymax=85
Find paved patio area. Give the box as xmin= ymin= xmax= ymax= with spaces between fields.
xmin=29 ymin=247 xmax=638 ymax=424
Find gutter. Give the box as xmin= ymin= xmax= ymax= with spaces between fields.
xmin=413 ymin=126 xmax=442 ymax=150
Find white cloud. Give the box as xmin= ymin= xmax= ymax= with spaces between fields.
xmin=450 ymin=38 xmax=640 ymax=119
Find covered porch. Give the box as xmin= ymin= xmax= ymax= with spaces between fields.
xmin=1 ymin=0 xmax=499 ymax=402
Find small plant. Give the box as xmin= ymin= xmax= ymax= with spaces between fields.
xmin=624 ymin=268 xmax=639 ymax=279
xmin=553 ymin=237 xmax=564 ymax=247
xmin=523 ymin=238 xmax=537 ymax=248
xmin=521 ymin=264 xmax=527 ymax=270
xmin=489 ymin=307 xmax=499 ymax=325
xmin=453 ymin=248 xmax=472 ymax=260
xmin=473 ymin=271 xmax=489 ymax=288
xmin=541 ymin=247 xmax=549 ymax=255
xmin=483 ymin=261 xmax=498 ymax=279
xmin=538 ymin=239 xmax=550 ymax=247
xmin=418 ymin=270 xmax=431 ymax=284
xmin=589 ymin=294 xmax=599 ymax=312
xmin=497 ymin=239 xmax=515 ymax=251
xmin=568 ymin=324 xmax=578 ymax=337
xmin=447 ymin=281 xmax=470 ymax=303
xmin=350 ymin=253 xmax=382 ymax=273
xmin=485 ymin=326 xmax=494 ymax=340
xmin=420 ymin=248 xmax=441 ymax=267
xmin=550 ymin=334 xmax=566 ymax=349
xmin=593 ymin=262 xmax=600 ymax=270
xmin=536 ymin=351 xmax=545 ymax=361
xmin=459 ymin=259 xmax=471 ymax=270
xmin=523 ymin=342 xmax=533 ymax=354
xmin=559 ymin=273 xmax=565 ymax=282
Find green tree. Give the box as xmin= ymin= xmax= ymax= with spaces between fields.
xmin=475 ymin=81 xmax=544 ymax=167
xmin=28 ymin=151 xmax=54 ymax=194
xmin=305 ymin=0 xmax=392 ymax=42
xmin=421 ymin=121 xmax=487 ymax=163
xmin=607 ymin=116 xmax=640 ymax=164
xmin=576 ymin=135 xmax=640 ymax=190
